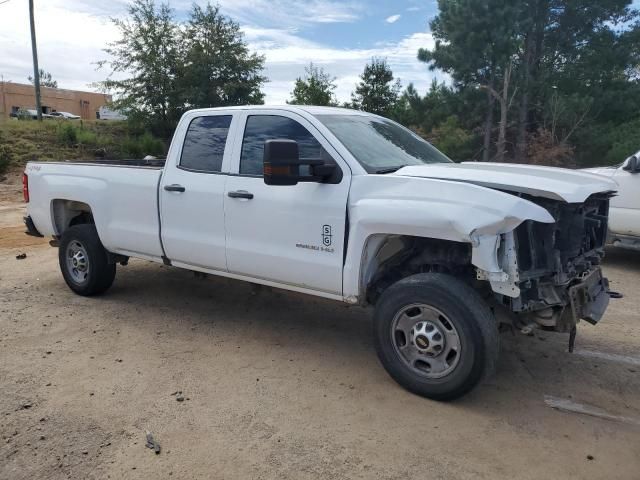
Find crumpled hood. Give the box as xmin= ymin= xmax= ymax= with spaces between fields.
xmin=582 ymin=166 xmax=617 ymax=178
xmin=395 ymin=162 xmax=617 ymax=203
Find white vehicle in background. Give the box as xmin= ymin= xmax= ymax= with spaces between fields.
xmin=23 ymin=106 xmax=617 ymax=400
xmin=50 ymin=111 xmax=81 ymax=120
xmin=585 ymin=152 xmax=640 ymax=250
xmin=97 ymin=106 xmax=127 ymax=121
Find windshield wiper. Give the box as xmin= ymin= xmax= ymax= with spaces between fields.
xmin=374 ymin=166 xmax=403 ymax=174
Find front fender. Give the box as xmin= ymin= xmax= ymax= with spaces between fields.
xmin=342 ymin=175 xmax=554 ymax=301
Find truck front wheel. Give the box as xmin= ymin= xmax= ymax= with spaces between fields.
xmin=373 ymin=273 xmax=498 ymax=401
xmin=58 ymin=224 xmax=116 ymax=296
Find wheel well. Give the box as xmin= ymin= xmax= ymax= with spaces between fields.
xmin=52 ymin=200 xmax=94 ymax=236
xmin=362 ymin=235 xmax=474 ymax=305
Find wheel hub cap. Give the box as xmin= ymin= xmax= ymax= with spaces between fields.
xmin=391 ymin=304 xmax=461 ymax=379
xmin=66 ymin=240 xmax=90 ymax=284
xmin=411 ymin=321 xmax=444 ymax=357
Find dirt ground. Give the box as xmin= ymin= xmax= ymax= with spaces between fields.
xmin=1 ymin=172 xmax=639 ymax=480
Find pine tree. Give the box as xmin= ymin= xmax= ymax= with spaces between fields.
xmin=351 ymin=58 xmax=401 ymax=116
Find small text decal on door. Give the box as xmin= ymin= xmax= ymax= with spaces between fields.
xmin=322 ymin=225 xmax=332 ymax=246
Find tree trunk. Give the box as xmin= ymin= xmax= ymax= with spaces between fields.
xmin=515 ymin=33 xmax=533 ymax=163
xmin=495 ymin=63 xmax=512 ymax=163
xmin=482 ymin=68 xmax=496 ymax=162
xmin=527 ymin=0 xmax=549 ymax=134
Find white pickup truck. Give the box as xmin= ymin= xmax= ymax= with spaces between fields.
xmin=585 ymin=152 xmax=640 ymax=250
xmin=23 ymin=106 xmax=617 ymax=400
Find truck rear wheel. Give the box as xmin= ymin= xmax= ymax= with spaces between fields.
xmin=373 ymin=273 xmax=498 ymax=401
xmin=58 ymin=224 xmax=116 ymax=296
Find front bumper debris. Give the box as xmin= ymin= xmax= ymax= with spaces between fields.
xmin=568 ymin=267 xmax=610 ymax=325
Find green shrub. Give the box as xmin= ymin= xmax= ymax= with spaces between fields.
xmin=0 ymin=144 xmax=11 ymax=174
xmin=425 ymin=116 xmax=475 ymax=162
xmin=139 ymin=132 xmax=165 ymax=156
xmin=121 ymin=137 xmax=142 ymax=158
xmin=603 ymin=118 xmax=640 ymax=164
xmin=122 ymin=132 xmax=165 ymax=158
xmin=57 ymin=123 xmax=78 ymax=146
xmin=76 ymin=129 xmax=98 ymax=146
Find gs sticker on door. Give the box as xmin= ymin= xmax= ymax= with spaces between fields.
xmin=295 ymin=225 xmax=335 ymax=253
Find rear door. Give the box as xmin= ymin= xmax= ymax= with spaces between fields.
xmin=160 ymin=112 xmax=238 ymax=270
xmin=223 ymin=110 xmax=351 ymax=295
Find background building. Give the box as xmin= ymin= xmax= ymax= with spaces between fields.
xmin=0 ymin=81 xmax=112 ymax=120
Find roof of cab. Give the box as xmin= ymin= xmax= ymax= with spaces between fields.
xmin=185 ymin=105 xmax=371 ymax=116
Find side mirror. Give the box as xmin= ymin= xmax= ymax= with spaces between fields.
xmin=263 ymin=139 xmax=338 ymax=186
xmin=263 ymin=139 xmax=300 ymax=186
xmin=623 ymin=155 xmax=639 ymax=173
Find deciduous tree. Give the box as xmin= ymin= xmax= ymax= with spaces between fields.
xmin=288 ymin=63 xmax=337 ymax=106
xmin=180 ymin=3 xmax=265 ymax=108
xmin=98 ymin=0 xmax=266 ymax=137
xmin=28 ymin=69 xmax=57 ymax=88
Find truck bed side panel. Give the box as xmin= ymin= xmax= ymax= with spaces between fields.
xmin=26 ymin=163 xmax=163 ymax=259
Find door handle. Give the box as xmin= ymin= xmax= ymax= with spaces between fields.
xmin=227 ymin=190 xmax=254 ymax=200
xmin=164 ymin=184 xmax=186 ymax=193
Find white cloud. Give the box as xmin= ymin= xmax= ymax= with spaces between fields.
xmin=217 ymin=0 xmax=362 ymax=27
xmin=386 ymin=14 xmax=401 ymax=24
xmin=254 ymin=31 xmax=445 ymax=104
xmin=0 ymin=0 xmax=122 ymax=90
xmin=0 ymin=0 xmax=446 ymax=106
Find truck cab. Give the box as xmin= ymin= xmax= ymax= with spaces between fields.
xmin=159 ymin=107 xmax=352 ymax=295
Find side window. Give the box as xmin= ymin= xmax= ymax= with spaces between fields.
xmin=240 ymin=115 xmax=324 ymax=176
xmin=180 ymin=115 xmax=232 ymax=173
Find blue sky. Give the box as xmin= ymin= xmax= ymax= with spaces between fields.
xmin=0 ymin=0 xmax=637 ymax=104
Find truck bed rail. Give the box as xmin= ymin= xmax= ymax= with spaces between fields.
xmin=30 ymin=158 xmax=166 ymax=169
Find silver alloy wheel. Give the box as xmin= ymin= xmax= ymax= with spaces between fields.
xmin=66 ymin=240 xmax=90 ymax=284
xmin=391 ymin=303 xmax=461 ymax=378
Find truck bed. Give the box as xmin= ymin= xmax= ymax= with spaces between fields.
xmin=25 ymin=160 xmax=165 ymax=260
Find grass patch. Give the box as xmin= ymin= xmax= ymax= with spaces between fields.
xmin=0 ymin=144 xmax=11 ymax=175
xmin=76 ymin=129 xmax=98 ymax=146
xmin=0 ymin=118 xmax=167 ymax=171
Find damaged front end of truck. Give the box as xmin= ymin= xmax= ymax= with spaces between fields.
xmin=479 ymin=193 xmax=613 ymax=342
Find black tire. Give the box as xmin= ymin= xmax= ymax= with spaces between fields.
xmin=58 ymin=224 xmax=116 ymax=296
xmin=373 ymin=273 xmax=498 ymax=401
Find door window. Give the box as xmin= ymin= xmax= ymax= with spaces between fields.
xmin=180 ymin=115 xmax=232 ymax=173
xmin=240 ymin=115 xmax=324 ymax=176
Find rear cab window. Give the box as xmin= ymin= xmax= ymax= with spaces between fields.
xmin=180 ymin=115 xmax=232 ymax=173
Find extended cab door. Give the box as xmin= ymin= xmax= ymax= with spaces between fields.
xmin=224 ymin=111 xmax=351 ymax=295
xmin=160 ymin=112 xmax=238 ymax=270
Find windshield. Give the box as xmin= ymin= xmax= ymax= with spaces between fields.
xmin=314 ymin=114 xmax=452 ymax=173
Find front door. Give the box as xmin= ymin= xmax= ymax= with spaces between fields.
xmin=224 ymin=111 xmax=350 ymax=295
xmin=160 ymin=113 xmax=236 ymax=271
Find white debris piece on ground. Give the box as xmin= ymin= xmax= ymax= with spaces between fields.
xmin=544 ymin=395 xmax=640 ymax=427
xmin=574 ymin=349 xmax=640 ymax=367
